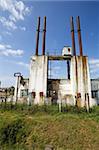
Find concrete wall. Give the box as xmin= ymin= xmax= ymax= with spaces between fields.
xmin=58 ymin=56 xmax=93 ymax=107
xmin=28 ymin=55 xmax=95 ymax=107
xmin=47 ymin=56 xmax=93 ymax=107
xmin=58 ymin=79 xmax=74 ymax=105
xmin=70 ymin=56 xmax=77 ymax=105
xmin=71 ymin=56 xmax=96 ymax=107
xmin=47 ymin=79 xmax=73 ymax=105
xmin=29 ymin=55 xmax=48 ymax=104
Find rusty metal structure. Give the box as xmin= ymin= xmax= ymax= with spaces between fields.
xmin=77 ymin=16 xmax=83 ymax=56
xmin=42 ymin=16 xmax=46 ymax=55
xmin=14 ymin=16 xmax=97 ymax=107
xmin=35 ymin=17 xmax=40 ymax=56
xmin=70 ymin=16 xmax=76 ymax=56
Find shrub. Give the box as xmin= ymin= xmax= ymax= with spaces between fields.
xmin=0 ymin=119 xmax=24 ymax=145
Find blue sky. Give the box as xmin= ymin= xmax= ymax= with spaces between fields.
xmin=0 ymin=0 xmax=99 ymax=87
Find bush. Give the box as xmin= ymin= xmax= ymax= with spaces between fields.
xmin=0 ymin=119 xmax=25 ymax=145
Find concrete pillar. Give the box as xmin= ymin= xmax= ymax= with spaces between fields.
xmin=70 ymin=56 xmax=77 ymax=105
xmin=29 ymin=55 xmax=48 ymax=104
xmin=71 ymin=56 xmax=92 ymax=107
xmin=14 ymin=76 xmax=21 ymax=103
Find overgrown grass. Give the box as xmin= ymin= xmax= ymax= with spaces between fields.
xmin=0 ymin=102 xmax=92 ymax=113
xmin=0 ymin=103 xmax=99 ymax=149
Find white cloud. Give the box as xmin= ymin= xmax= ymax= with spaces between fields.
xmin=3 ymin=49 xmax=24 ymax=56
xmin=20 ymin=26 xmax=26 ymax=31
xmin=4 ymin=59 xmax=29 ymax=69
xmin=0 ymin=16 xmax=17 ymax=30
xmin=0 ymin=0 xmax=31 ymax=22
xmin=6 ymin=44 xmax=12 ymax=48
xmin=16 ymin=61 xmax=29 ymax=69
xmin=89 ymin=58 xmax=99 ymax=66
xmin=0 ymin=16 xmax=27 ymax=31
xmin=0 ymin=0 xmax=31 ymax=30
xmin=0 ymin=44 xmax=12 ymax=49
xmin=0 ymin=44 xmax=6 ymax=50
xmin=0 ymin=43 xmax=24 ymax=56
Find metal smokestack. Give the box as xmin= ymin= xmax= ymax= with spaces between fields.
xmin=42 ymin=16 xmax=46 ymax=55
xmin=35 ymin=17 xmax=40 ymax=55
xmin=70 ymin=16 xmax=76 ymax=56
xmin=67 ymin=60 xmax=70 ymax=80
xmin=76 ymin=16 xmax=83 ymax=56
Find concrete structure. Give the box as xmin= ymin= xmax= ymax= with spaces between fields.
xmin=14 ymin=16 xmax=97 ymax=107
xmin=91 ymin=79 xmax=99 ymax=105
xmin=62 ymin=46 xmax=72 ymax=56
xmin=29 ymin=55 xmax=48 ymax=104
xmin=0 ymin=87 xmax=14 ymax=102
xmin=28 ymin=54 xmax=95 ymax=107
xmin=14 ymin=76 xmax=29 ymax=103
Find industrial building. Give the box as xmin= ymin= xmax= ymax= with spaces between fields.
xmin=14 ymin=16 xmax=97 ymax=107
xmin=91 ymin=78 xmax=99 ymax=105
xmin=0 ymin=86 xmax=14 ymax=102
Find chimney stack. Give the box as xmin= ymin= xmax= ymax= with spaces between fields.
xmin=70 ymin=16 xmax=76 ymax=56
xmin=42 ymin=16 xmax=46 ymax=55
xmin=67 ymin=60 xmax=70 ymax=79
xmin=35 ymin=17 xmax=40 ymax=55
xmin=76 ymin=16 xmax=83 ymax=56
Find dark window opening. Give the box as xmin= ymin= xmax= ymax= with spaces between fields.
xmin=20 ymin=89 xmax=28 ymax=97
xmin=92 ymin=91 xmax=98 ymax=99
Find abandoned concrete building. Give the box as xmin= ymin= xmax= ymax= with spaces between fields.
xmin=14 ymin=16 xmax=97 ymax=107
xmin=91 ymin=78 xmax=99 ymax=105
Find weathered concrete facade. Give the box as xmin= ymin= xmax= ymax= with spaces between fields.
xmin=71 ymin=56 xmax=95 ymax=107
xmin=28 ymin=55 xmax=94 ymax=107
xmin=29 ymin=55 xmax=48 ymax=104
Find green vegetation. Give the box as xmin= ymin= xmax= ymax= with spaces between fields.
xmin=0 ymin=103 xmax=99 ymax=150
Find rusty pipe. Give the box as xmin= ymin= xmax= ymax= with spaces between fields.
xmin=70 ymin=16 xmax=76 ymax=56
xmin=42 ymin=16 xmax=46 ymax=55
xmin=67 ymin=60 xmax=70 ymax=80
xmin=35 ymin=17 xmax=40 ymax=55
xmin=76 ymin=16 xmax=83 ymax=56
